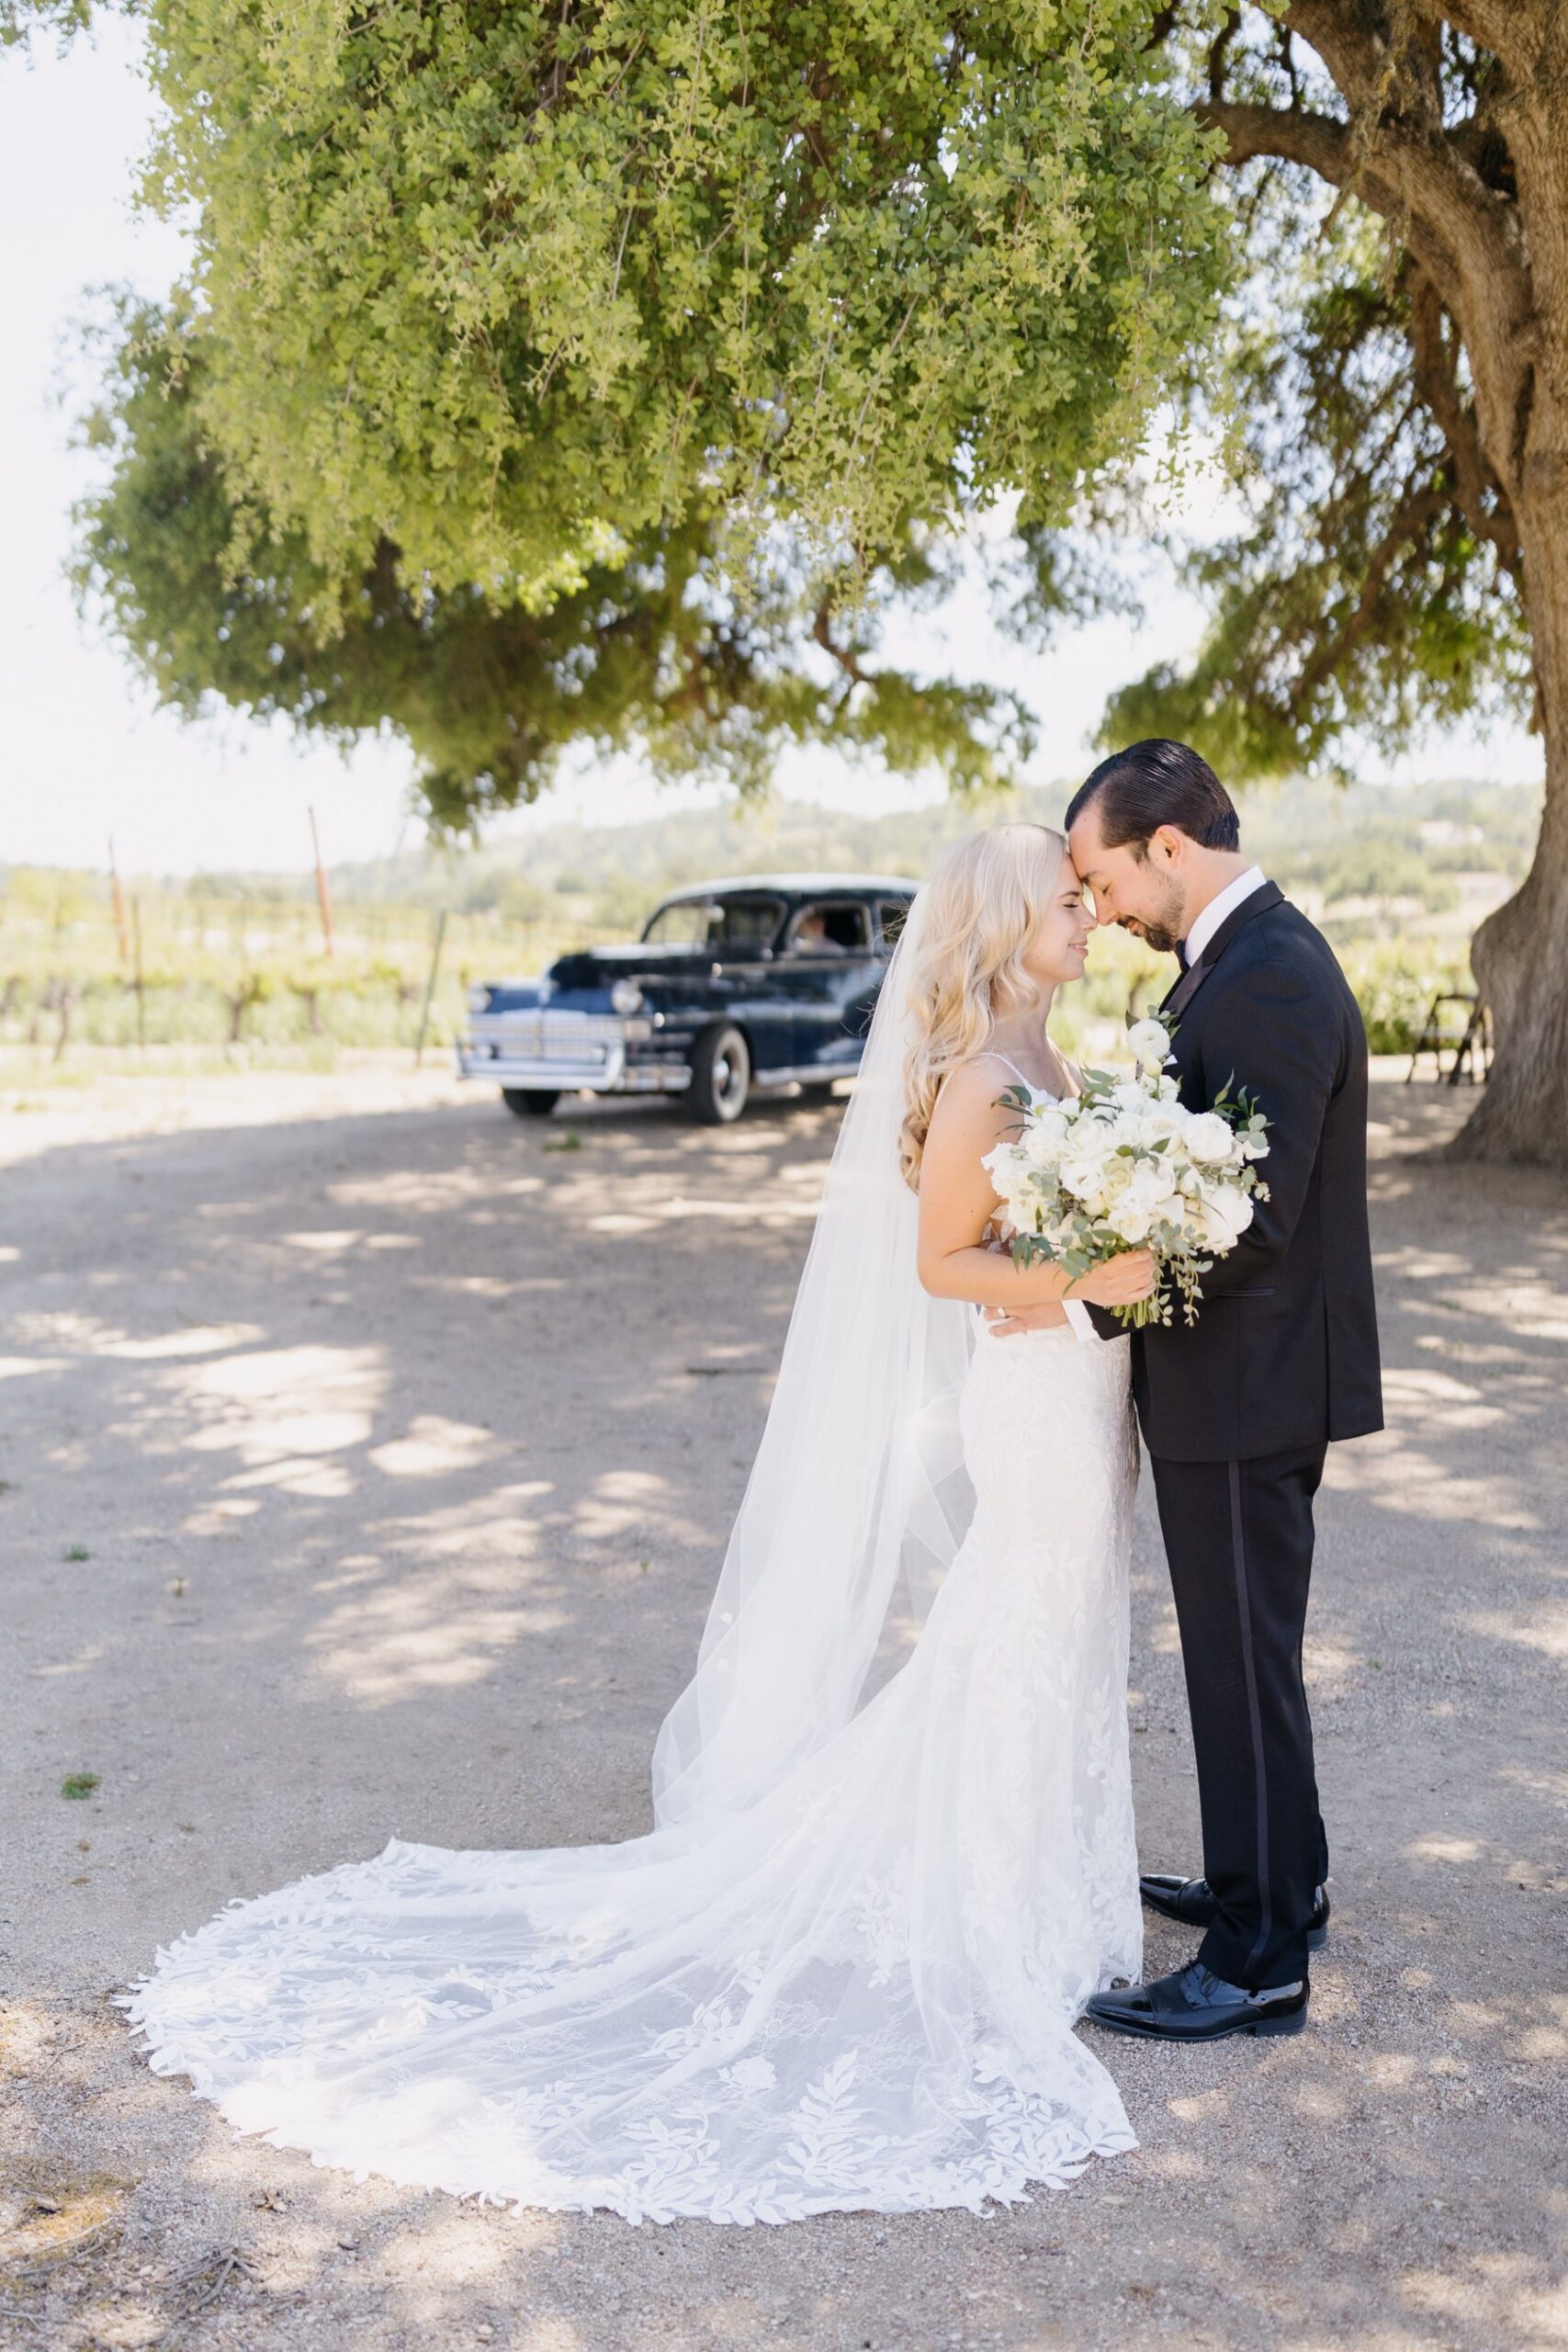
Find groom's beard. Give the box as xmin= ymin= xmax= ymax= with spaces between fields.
xmin=1117 ymin=874 xmax=1187 ymax=958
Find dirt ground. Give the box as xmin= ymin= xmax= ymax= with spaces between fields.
xmin=1 ymin=1058 xmax=1563 ymax=2352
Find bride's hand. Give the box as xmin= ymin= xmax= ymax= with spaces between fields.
xmin=1069 ymin=1250 xmax=1156 ymax=1307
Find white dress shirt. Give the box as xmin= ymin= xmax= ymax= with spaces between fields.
xmin=1183 ymin=865 xmax=1268 ymax=967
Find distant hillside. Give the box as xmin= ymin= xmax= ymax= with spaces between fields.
xmin=311 ymin=773 xmax=1540 ymax=937
xmin=3 ymin=773 xmax=1541 ymax=935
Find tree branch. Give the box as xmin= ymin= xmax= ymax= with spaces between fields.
xmin=1406 ymin=267 xmax=1522 ymax=576
xmin=1293 ymin=480 xmax=1449 ymax=706
xmin=812 ymin=597 xmax=873 ymax=689
xmin=1408 ymin=3 xmax=1544 ymax=82
xmin=1278 ymin=5 xmax=1527 ymax=293
xmin=1197 ymin=97 xmax=1468 ymax=313
xmin=1197 ymin=96 xmax=1349 ymax=186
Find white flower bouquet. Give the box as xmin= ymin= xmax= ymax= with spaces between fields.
xmin=981 ymin=1013 xmax=1271 ymax=1328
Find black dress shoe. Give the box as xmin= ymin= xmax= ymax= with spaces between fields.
xmin=1139 ymin=1872 xmax=1330 ymax=1951
xmin=1085 ymin=1962 xmax=1308 ymax=2043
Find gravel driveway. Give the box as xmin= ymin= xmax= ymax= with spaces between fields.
xmin=1 ymin=1064 xmax=1563 ymax=2351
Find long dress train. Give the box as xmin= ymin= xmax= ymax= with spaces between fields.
xmin=126 ymin=1317 xmax=1141 ymax=2224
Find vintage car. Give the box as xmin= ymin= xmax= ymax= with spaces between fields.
xmin=457 ymin=873 xmax=918 ymax=1124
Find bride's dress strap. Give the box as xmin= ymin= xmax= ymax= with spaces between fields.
xmin=974 ymin=1046 xmax=1050 ymax=1095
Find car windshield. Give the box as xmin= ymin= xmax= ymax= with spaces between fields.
xmin=642 ymin=896 xmax=784 ymax=951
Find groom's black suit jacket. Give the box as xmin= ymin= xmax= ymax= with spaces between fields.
xmin=1094 ymin=883 xmax=1382 ymax=1463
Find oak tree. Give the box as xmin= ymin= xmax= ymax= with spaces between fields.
xmin=1120 ymin=6 xmax=1567 ymax=1161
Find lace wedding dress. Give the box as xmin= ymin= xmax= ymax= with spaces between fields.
xmin=126 ymin=899 xmax=1145 ymax=2225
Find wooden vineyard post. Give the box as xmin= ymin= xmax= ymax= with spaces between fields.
xmin=309 ymin=808 xmax=336 ymax=959
xmin=131 ymin=896 xmax=147 ymax=1054
xmin=108 ymin=838 xmax=131 ymax=966
xmin=414 ymin=910 xmax=448 ymax=1068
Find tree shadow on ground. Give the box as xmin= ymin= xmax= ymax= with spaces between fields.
xmin=1 ymin=1075 xmax=1563 ymax=2351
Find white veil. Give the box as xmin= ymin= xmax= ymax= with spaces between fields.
xmin=651 ymin=887 xmax=978 ymax=1830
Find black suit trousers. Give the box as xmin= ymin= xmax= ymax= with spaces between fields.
xmin=1149 ymin=1442 xmax=1330 ymax=1990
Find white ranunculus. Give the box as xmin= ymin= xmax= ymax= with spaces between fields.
xmin=1184 ymin=1110 xmax=1238 ymax=1165
xmin=1109 ymin=1078 xmax=1147 ymax=1114
xmin=1126 ymin=1018 xmax=1172 ymax=1071
xmin=1109 ymin=1200 xmax=1153 ymax=1243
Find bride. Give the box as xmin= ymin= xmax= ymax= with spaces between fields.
xmin=127 ymin=823 xmax=1159 ymax=2226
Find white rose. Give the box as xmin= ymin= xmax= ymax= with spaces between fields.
xmin=1198 ymin=1185 xmax=1255 ymax=1250
xmin=1109 ymin=1078 xmax=1148 ymax=1114
xmin=1126 ymin=1018 xmax=1172 ymax=1071
xmin=1023 ymin=1109 xmax=1071 ymax=1166
xmin=1109 ymin=1201 xmax=1153 ymax=1243
xmin=1059 ymin=1159 xmax=1109 ymax=1205
xmin=1184 ymin=1111 xmax=1237 ymax=1165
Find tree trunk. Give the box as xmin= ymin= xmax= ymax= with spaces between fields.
xmin=1453 ymin=471 xmax=1568 ymax=1159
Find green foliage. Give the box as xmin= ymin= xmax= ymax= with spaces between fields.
xmin=0 ymin=0 xmax=94 ymax=52
xmin=74 ymin=300 xmax=1043 ymax=820
xmin=1336 ymin=937 xmax=1472 ymax=1057
xmin=65 ymin=4 xmax=1225 ymax=827
xmin=60 ymin=1771 xmax=99 ymax=1799
xmin=136 ymin=0 xmax=1222 ymax=605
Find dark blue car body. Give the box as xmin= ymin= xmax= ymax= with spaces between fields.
xmin=457 ymin=873 xmax=918 ymax=1123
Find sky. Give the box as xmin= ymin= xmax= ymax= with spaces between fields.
xmin=0 ymin=19 xmax=1545 ymax=881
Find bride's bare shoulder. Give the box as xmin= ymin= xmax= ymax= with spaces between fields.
xmin=929 ymin=1055 xmax=1025 ymax=1139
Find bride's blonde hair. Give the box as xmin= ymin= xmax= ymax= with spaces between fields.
xmin=898 ymin=822 xmax=1067 ymax=1191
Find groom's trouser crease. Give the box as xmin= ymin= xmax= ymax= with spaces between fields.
xmin=1150 ymin=1442 xmax=1329 ymax=1990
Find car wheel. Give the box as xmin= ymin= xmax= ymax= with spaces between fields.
xmin=502 ymin=1088 xmax=561 ymax=1118
xmin=688 ymin=1024 xmax=750 ymax=1124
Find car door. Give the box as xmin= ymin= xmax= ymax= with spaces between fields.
xmin=699 ymin=892 xmax=792 ymax=1069
xmin=777 ymin=897 xmax=879 ymax=1075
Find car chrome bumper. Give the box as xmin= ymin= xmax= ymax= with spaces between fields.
xmin=457 ymin=1039 xmax=690 ymax=1094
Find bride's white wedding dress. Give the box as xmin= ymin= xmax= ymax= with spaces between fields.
xmin=127 ymin=927 xmax=1145 ymax=2223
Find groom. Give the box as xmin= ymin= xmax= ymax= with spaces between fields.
xmin=994 ymin=739 xmax=1382 ymax=2041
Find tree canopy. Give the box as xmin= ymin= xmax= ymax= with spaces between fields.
xmin=75 ymin=300 xmax=1045 ymax=823
xmin=132 ymin=0 xmax=1221 ymax=608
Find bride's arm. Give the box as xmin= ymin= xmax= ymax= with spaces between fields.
xmin=915 ymin=1063 xmax=1153 ymax=1310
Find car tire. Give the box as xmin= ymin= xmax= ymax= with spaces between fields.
xmin=502 ymin=1088 xmax=561 ymax=1118
xmin=688 ymin=1024 xmax=750 ymax=1124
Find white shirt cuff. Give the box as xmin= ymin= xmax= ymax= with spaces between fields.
xmin=1062 ymin=1297 xmax=1097 ymax=1344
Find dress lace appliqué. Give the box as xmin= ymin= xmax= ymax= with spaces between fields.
xmin=126 ymin=1322 xmax=1141 ymax=2224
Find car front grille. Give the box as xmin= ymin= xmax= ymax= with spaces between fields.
xmin=472 ymin=1011 xmax=624 ymax=1062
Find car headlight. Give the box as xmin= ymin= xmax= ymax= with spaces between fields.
xmin=467 ymin=984 xmax=491 ymax=1014
xmin=610 ymin=978 xmax=644 ymax=1015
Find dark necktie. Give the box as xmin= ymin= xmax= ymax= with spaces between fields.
xmin=1175 ymin=938 xmax=1190 ymax=971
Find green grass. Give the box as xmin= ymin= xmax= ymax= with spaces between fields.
xmin=60 ymin=1772 xmax=99 ymax=1801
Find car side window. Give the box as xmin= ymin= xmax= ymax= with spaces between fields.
xmin=642 ymin=896 xmax=784 ymax=950
xmin=642 ymin=899 xmax=715 ymax=946
xmin=878 ymin=899 xmax=911 ymax=950
xmin=786 ymin=900 xmax=873 ymax=954
xmin=715 ymin=897 xmax=787 ymax=952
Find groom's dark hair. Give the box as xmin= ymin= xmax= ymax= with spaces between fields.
xmin=1065 ymin=739 xmax=1240 ymax=856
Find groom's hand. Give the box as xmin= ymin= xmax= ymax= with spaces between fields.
xmin=984 ymin=1302 xmax=1069 ymax=1338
